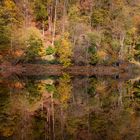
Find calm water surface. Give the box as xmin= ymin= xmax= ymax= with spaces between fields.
xmin=0 ymin=74 xmax=140 ymax=140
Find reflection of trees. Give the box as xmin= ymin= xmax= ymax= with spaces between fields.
xmin=0 ymin=82 xmax=14 ymax=137
xmin=0 ymin=77 xmax=56 ymax=139
xmin=63 ymin=77 xmax=140 ymax=140
xmin=57 ymin=73 xmax=72 ymax=108
xmin=1 ymin=76 xmax=140 ymax=139
xmin=133 ymin=80 xmax=140 ymax=98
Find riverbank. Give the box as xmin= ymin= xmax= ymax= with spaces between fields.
xmin=0 ymin=61 xmax=136 ymax=79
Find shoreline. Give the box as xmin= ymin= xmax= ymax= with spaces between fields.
xmin=0 ymin=62 xmax=136 ymax=80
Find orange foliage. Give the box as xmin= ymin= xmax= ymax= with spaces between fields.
xmin=11 ymin=50 xmax=24 ymax=57
xmin=11 ymin=82 xmax=24 ymax=89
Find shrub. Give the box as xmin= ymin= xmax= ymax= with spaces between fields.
xmin=46 ymin=46 xmax=56 ymax=55
xmin=55 ymin=34 xmax=73 ymax=67
xmin=24 ymin=27 xmax=46 ymax=61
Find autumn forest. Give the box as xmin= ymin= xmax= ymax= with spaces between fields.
xmin=0 ymin=0 xmax=140 ymax=67
xmin=1 ymin=0 xmax=140 ymax=140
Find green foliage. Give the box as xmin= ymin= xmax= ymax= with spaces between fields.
xmin=88 ymin=77 xmax=97 ymax=97
xmin=88 ymin=47 xmax=99 ymax=65
xmin=133 ymin=81 xmax=140 ymax=98
xmin=87 ymin=32 xmax=100 ymax=65
xmin=46 ymin=84 xmax=56 ymax=93
xmin=45 ymin=84 xmax=59 ymax=98
xmin=0 ymin=18 xmax=10 ymax=48
xmin=91 ymin=8 xmax=109 ymax=27
xmin=135 ymin=38 xmax=140 ymax=50
xmin=25 ymin=80 xmax=42 ymax=103
xmin=110 ymin=39 xmax=120 ymax=52
xmin=46 ymin=46 xmax=56 ymax=55
xmin=34 ymin=0 xmax=48 ymax=22
xmin=24 ymin=27 xmax=45 ymax=61
xmin=25 ymin=37 xmax=44 ymax=61
xmin=134 ymin=37 xmax=140 ymax=60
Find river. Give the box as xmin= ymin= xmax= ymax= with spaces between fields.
xmin=0 ymin=73 xmax=140 ymax=140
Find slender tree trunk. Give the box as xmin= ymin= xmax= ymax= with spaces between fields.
xmin=90 ymin=1 xmax=93 ymax=28
xmin=131 ymin=36 xmax=136 ymax=60
xmin=62 ymin=0 xmax=67 ymax=33
xmin=51 ymin=93 xmax=55 ymax=140
xmin=119 ymin=33 xmax=125 ymax=61
xmin=61 ymin=107 xmax=64 ymax=140
xmin=24 ymin=0 xmax=29 ymax=28
xmin=118 ymin=82 xmax=123 ymax=108
xmin=52 ymin=0 xmax=58 ymax=46
xmin=48 ymin=5 xmax=52 ymax=33
xmin=42 ymin=20 xmax=45 ymax=37
xmin=10 ymin=23 xmax=13 ymax=53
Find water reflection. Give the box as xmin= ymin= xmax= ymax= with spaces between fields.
xmin=0 ymin=74 xmax=140 ymax=140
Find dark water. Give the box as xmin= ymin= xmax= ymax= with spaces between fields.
xmin=0 ymin=74 xmax=140 ymax=140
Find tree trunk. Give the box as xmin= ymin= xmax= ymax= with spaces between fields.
xmin=52 ymin=0 xmax=58 ymax=46
xmin=119 ymin=33 xmax=125 ymax=61
xmin=48 ymin=4 xmax=53 ymax=33
xmin=42 ymin=21 xmax=45 ymax=37
xmin=62 ymin=0 xmax=67 ymax=33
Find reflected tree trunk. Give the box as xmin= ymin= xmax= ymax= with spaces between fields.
xmin=42 ymin=20 xmax=45 ymax=37
xmin=51 ymin=93 xmax=55 ymax=140
xmin=118 ymin=82 xmax=124 ymax=108
xmin=61 ymin=107 xmax=64 ymax=140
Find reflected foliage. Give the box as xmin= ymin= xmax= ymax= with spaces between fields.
xmin=0 ymin=76 xmax=140 ymax=139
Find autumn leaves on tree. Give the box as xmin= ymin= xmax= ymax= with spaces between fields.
xmin=0 ymin=0 xmax=140 ymax=66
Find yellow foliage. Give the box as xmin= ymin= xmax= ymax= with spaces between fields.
xmin=57 ymin=74 xmax=72 ymax=107
xmin=38 ymin=47 xmax=46 ymax=56
xmin=4 ymin=0 xmax=16 ymax=10
xmin=97 ymin=50 xmax=107 ymax=58
xmin=96 ymin=81 xmax=107 ymax=93
xmin=56 ymin=35 xmax=73 ymax=67
xmin=127 ymin=27 xmax=137 ymax=36
xmin=2 ymin=127 xmax=14 ymax=137
xmin=37 ymin=83 xmax=46 ymax=93
xmin=25 ymin=27 xmax=44 ymax=42
xmin=114 ymin=0 xmax=124 ymax=7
